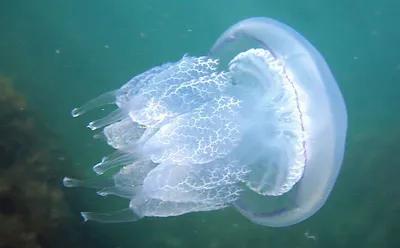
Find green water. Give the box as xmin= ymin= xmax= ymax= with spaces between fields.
xmin=1 ymin=0 xmax=399 ymax=247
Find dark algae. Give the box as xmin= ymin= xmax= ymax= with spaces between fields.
xmin=0 ymin=76 xmax=83 ymax=248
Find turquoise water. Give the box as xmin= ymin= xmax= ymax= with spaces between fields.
xmin=1 ymin=0 xmax=399 ymax=247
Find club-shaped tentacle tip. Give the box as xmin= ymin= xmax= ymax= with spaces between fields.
xmin=80 ymin=212 xmax=90 ymax=222
xmin=71 ymin=108 xmax=82 ymax=117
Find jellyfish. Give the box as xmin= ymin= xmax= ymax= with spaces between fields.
xmin=63 ymin=17 xmax=347 ymax=227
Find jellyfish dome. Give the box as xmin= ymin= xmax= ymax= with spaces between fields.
xmin=63 ymin=17 xmax=347 ymax=227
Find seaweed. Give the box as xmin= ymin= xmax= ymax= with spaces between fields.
xmin=0 ymin=76 xmax=80 ymax=248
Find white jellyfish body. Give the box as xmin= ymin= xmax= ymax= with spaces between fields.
xmin=64 ymin=17 xmax=347 ymax=227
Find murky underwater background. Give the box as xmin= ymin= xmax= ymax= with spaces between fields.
xmin=0 ymin=0 xmax=399 ymax=247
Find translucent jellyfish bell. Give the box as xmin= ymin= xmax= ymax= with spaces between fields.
xmin=63 ymin=17 xmax=347 ymax=228
xmin=209 ymin=17 xmax=348 ymax=227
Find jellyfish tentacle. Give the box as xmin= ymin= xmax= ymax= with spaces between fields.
xmin=97 ymin=186 xmax=140 ymax=199
xmin=93 ymin=150 xmax=138 ymax=175
xmin=71 ymin=90 xmax=117 ymax=117
xmin=87 ymin=108 xmax=126 ymax=131
xmin=81 ymin=208 xmax=141 ymax=223
xmin=62 ymin=177 xmax=114 ymax=188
